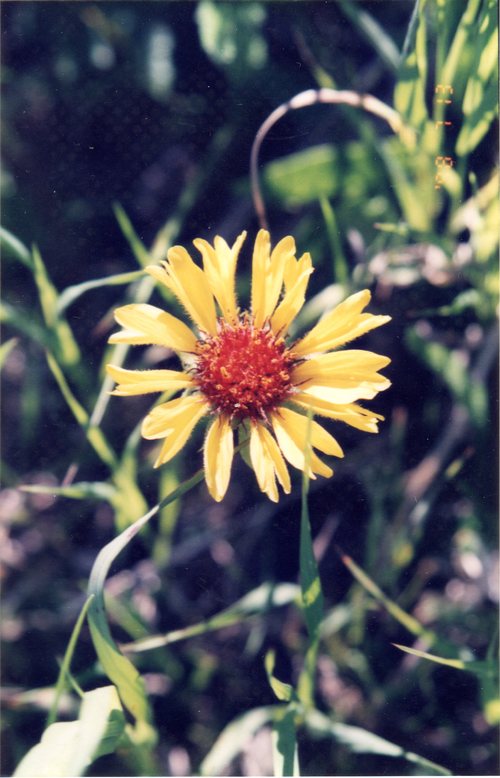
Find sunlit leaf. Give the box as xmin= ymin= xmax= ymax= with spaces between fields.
xmin=305 ymin=709 xmax=451 ymax=775
xmin=393 ymin=0 xmax=429 ymax=128
xmin=272 ymin=705 xmax=300 ymax=777
xmin=0 ymin=226 xmax=32 ymax=268
xmin=14 ymin=686 xmax=126 ymax=778
xmin=199 ymin=706 xmax=275 ymax=776
xmin=0 ymin=337 xmax=18 ymax=370
xmin=265 ymin=650 xmax=295 ymax=703
xmin=392 ymin=643 xmax=496 ymax=676
xmin=122 ymin=582 xmax=299 ymax=653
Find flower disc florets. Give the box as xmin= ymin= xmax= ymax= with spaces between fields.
xmin=193 ymin=316 xmax=296 ymax=420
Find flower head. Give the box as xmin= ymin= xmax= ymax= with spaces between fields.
xmin=107 ymin=230 xmax=391 ymax=502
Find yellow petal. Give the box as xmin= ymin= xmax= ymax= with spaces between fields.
xmin=264 ymin=235 xmax=296 ymax=321
xmin=270 ymin=407 xmax=342 ymax=478
xmin=291 ymin=351 xmax=391 ymax=402
xmin=251 ymin=229 xmax=271 ymax=327
xmin=146 ymin=246 xmax=217 ymax=334
xmin=250 ymin=424 xmax=278 ymax=502
xmin=249 ymin=423 xmax=291 ymax=502
xmin=142 ymin=395 xmax=207 ymax=439
xmin=203 ymin=415 xmax=234 ymax=502
xmin=107 ymin=365 xmax=193 ymax=396
xmin=146 ymin=398 xmax=208 ymax=468
xmin=194 ymin=232 xmax=246 ymax=322
xmin=271 ymin=252 xmax=313 ymax=335
xmin=109 ymin=303 xmax=197 ymax=352
xmin=293 ymin=394 xmax=384 ymax=433
xmin=293 ymin=289 xmax=391 ymax=357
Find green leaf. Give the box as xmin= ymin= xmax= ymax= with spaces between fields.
xmin=340 ymin=551 xmax=435 ymax=642
xmin=440 ymin=0 xmax=483 ymax=91
xmin=47 ymin=596 xmax=95 ymax=727
xmin=57 ymin=270 xmax=144 ymax=316
xmin=122 ymin=582 xmax=299 ymax=653
xmin=0 ymin=301 xmax=50 ymax=350
xmin=264 ymin=145 xmax=339 ymax=207
xmin=265 ymin=650 xmax=295 ymax=703
xmin=272 ymin=706 xmax=300 ymax=777
xmin=392 ymin=643 xmax=496 ymax=676
xmin=0 ymin=226 xmax=32 ymax=268
xmin=32 ymin=246 xmax=81 ymax=367
xmin=86 ymin=471 xmax=204 ymax=740
xmin=405 ymin=328 xmax=488 ymax=427
xmin=20 ymin=482 xmax=117 ymax=503
xmin=46 ymin=352 xmax=118 ymax=469
xmin=113 ymin=203 xmax=151 ymax=269
xmin=338 ymin=0 xmax=400 ymax=72
xmin=199 ymin=706 xmax=275 ymax=776
xmin=195 ymin=0 xmax=267 ymax=83
xmin=305 ymin=709 xmax=451 ymax=775
xmin=14 ymin=686 xmax=126 ymax=778
xmin=393 ymin=0 xmax=429 ymax=128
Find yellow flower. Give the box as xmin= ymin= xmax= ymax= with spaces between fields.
xmin=107 ymin=230 xmax=391 ymax=502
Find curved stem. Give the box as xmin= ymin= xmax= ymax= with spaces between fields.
xmin=250 ymin=88 xmax=416 ymax=230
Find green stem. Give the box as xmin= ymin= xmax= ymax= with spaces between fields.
xmin=46 ymin=594 xmax=94 ymax=728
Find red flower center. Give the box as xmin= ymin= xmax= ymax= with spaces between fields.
xmin=194 ymin=318 xmax=296 ymax=420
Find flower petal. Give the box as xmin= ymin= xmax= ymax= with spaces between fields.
xmin=270 ymin=407 xmax=342 ymax=478
xmin=194 ymin=232 xmax=246 ymax=322
xmin=107 ymin=365 xmax=193 ymax=396
xmin=146 ymin=246 xmax=217 ymax=334
xmin=109 ymin=303 xmax=197 ymax=352
xmin=142 ymin=395 xmax=208 ymax=439
xmin=143 ymin=397 xmax=208 ymax=468
xmin=291 ymin=350 xmax=391 ymax=402
xmin=293 ymin=394 xmax=384 ymax=433
xmin=293 ymin=289 xmax=391 ymax=357
xmin=204 ymin=415 xmax=234 ymax=502
xmin=271 ymin=252 xmax=313 ymax=335
xmin=249 ymin=422 xmax=291 ymax=502
xmin=251 ymin=229 xmax=271 ymax=327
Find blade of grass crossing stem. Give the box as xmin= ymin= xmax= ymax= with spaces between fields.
xmin=86 ymin=470 xmax=204 ymax=740
xmin=57 ymin=271 xmax=143 ymax=316
xmin=32 ymin=246 xmax=81 ymax=367
xmin=46 ymin=351 xmax=118 ymax=470
xmin=273 ymin=706 xmax=300 ymax=777
xmin=113 ymin=203 xmax=151 ymax=269
xmin=46 ymin=595 xmax=94 ymax=727
xmin=123 ymin=583 xmax=299 ymax=653
xmin=340 ymin=551 xmax=436 ymax=642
